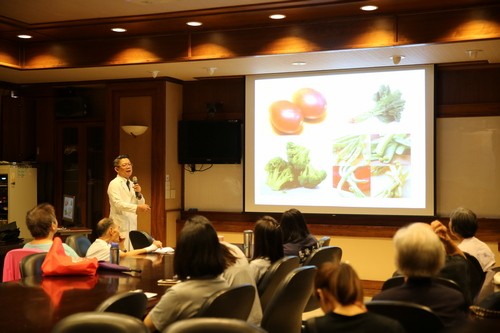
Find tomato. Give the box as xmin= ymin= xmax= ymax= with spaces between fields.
xmin=292 ymin=88 xmax=327 ymax=120
xmin=269 ymin=100 xmax=304 ymax=134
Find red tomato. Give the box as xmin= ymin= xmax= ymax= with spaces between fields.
xmin=269 ymin=100 xmax=304 ymax=134
xmin=292 ymin=88 xmax=327 ymax=120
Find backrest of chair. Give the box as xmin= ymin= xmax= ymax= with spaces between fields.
xmin=365 ymin=300 xmax=444 ymax=333
xmin=302 ymin=246 xmax=342 ymax=267
xmin=20 ymin=252 xmax=47 ymax=279
xmin=65 ymin=235 xmax=92 ymax=257
xmin=164 ymin=317 xmax=268 ymax=333
xmin=196 ymin=284 xmax=256 ymax=320
xmin=2 ymin=248 xmax=43 ymax=282
xmin=257 ymin=256 xmax=300 ymax=311
xmin=129 ymin=230 xmax=153 ymax=249
xmin=301 ymin=246 xmax=343 ymax=312
xmin=318 ymin=236 xmax=330 ymax=247
xmin=381 ymin=275 xmax=405 ymax=291
xmin=51 ymin=311 xmax=150 ymax=333
xmin=261 ymin=265 xmax=317 ymax=333
xmin=95 ymin=291 xmax=148 ymax=319
xmin=464 ymin=252 xmax=486 ymax=300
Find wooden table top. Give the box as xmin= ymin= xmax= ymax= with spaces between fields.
xmin=0 ymin=253 xmax=174 ymax=333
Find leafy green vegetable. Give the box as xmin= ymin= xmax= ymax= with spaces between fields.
xmin=350 ymin=85 xmax=406 ymax=123
xmin=265 ymin=157 xmax=296 ymax=190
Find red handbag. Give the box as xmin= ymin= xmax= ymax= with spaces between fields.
xmin=41 ymin=237 xmax=98 ymax=276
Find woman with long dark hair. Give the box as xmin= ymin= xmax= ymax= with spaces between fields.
xmin=144 ymin=215 xmax=229 ymax=332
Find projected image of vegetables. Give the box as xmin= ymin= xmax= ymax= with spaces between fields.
xmin=350 ymin=85 xmax=406 ymax=123
xmin=269 ymin=88 xmax=327 ymax=134
xmin=370 ymin=134 xmax=410 ymax=164
xmin=265 ymin=142 xmax=327 ymax=191
xmin=332 ymin=134 xmax=411 ymax=197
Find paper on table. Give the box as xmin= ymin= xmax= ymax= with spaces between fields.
xmin=155 ymin=247 xmax=175 ymax=254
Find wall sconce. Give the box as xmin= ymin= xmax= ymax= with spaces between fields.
xmin=121 ymin=125 xmax=148 ymax=138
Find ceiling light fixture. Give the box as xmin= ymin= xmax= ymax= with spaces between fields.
xmin=361 ymin=5 xmax=378 ymax=11
xmin=150 ymin=70 xmax=160 ymax=78
xmin=17 ymin=34 xmax=32 ymax=39
xmin=269 ymin=14 xmax=286 ymax=20
xmin=292 ymin=61 xmax=306 ymax=66
xmin=390 ymin=55 xmax=405 ymax=65
xmin=187 ymin=21 xmax=202 ymax=27
xmin=111 ymin=28 xmax=127 ymax=33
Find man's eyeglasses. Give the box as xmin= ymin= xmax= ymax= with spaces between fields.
xmin=120 ymin=163 xmax=133 ymax=167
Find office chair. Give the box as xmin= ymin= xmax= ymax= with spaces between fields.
xmin=129 ymin=230 xmax=153 ymax=249
xmin=65 ymin=234 xmax=92 ymax=257
xmin=302 ymin=246 xmax=343 ymax=312
xmin=164 ymin=317 xmax=268 ymax=333
xmin=196 ymin=284 xmax=256 ymax=321
xmin=261 ymin=265 xmax=317 ymax=333
xmin=317 ymin=236 xmax=330 ymax=247
xmin=51 ymin=311 xmax=149 ymax=333
xmin=257 ymin=255 xmax=300 ymax=311
xmin=365 ymin=300 xmax=444 ymax=333
xmin=95 ymin=290 xmax=148 ymax=319
xmin=20 ymin=252 xmax=47 ymax=278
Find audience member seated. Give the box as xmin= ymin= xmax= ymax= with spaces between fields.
xmin=220 ymin=240 xmax=263 ymax=325
xmin=23 ymin=203 xmax=79 ymax=259
xmin=249 ymin=216 xmax=284 ymax=283
xmin=373 ymin=222 xmax=468 ymax=330
xmin=448 ymin=207 xmax=495 ymax=272
xmin=304 ymin=262 xmax=405 ymax=333
xmin=431 ymin=220 xmax=482 ymax=305
xmin=86 ymin=218 xmax=162 ymax=261
xmin=143 ymin=215 xmax=230 ymax=332
xmin=279 ymin=208 xmax=319 ymax=263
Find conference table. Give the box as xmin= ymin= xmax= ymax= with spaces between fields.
xmin=0 ymin=253 xmax=175 ymax=333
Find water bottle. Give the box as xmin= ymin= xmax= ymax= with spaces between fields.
xmin=243 ymin=230 xmax=253 ymax=258
xmin=110 ymin=242 xmax=120 ymax=264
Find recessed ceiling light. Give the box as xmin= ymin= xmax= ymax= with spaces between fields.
xmin=269 ymin=14 xmax=286 ymax=20
xmin=361 ymin=5 xmax=378 ymax=11
xmin=292 ymin=61 xmax=307 ymax=66
xmin=17 ymin=34 xmax=32 ymax=39
xmin=111 ymin=28 xmax=127 ymax=33
xmin=187 ymin=21 xmax=202 ymax=27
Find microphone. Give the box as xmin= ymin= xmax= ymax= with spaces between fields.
xmin=132 ymin=176 xmax=141 ymax=199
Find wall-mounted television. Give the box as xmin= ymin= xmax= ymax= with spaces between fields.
xmin=178 ymin=120 xmax=243 ymax=165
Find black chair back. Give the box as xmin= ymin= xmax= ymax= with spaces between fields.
xmin=257 ymin=256 xmax=300 ymax=311
xmin=302 ymin=246 xmax=343 ymax=312
xmin=196 ymin=284 xmax=256 ymax=321
xmin=382 ymin=275 xmax=464 ymax=294
xmin=164 ymin=318 xmax=268 ymax=333
xmin=20 ymin=253 xmax=46 ymax=278
xmin=318 ymin=236 xmax=330 ymax=247
xmin=65 ymin=235 xmax=92 ymax=257
xmin=464 ymin=252 xmax=486 ymax=301
xmin=95 ymin=291 xmax=148 ymax=319
xmin=129 ymin=230 xmax=153 ymax=249
xmin=51 ymin=311 xmax=149 ymax=333
xmin=365 ymin=300 xmax=444 ymax=333
xmin=261 ymin=265 xmax=317 ymax=333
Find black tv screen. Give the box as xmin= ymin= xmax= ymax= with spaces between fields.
xmin=178 ymin=120 xmax=243 ymax=164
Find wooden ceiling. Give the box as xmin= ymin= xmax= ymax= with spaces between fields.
xmin=0 ymin=0 xmax=499 ymax=83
